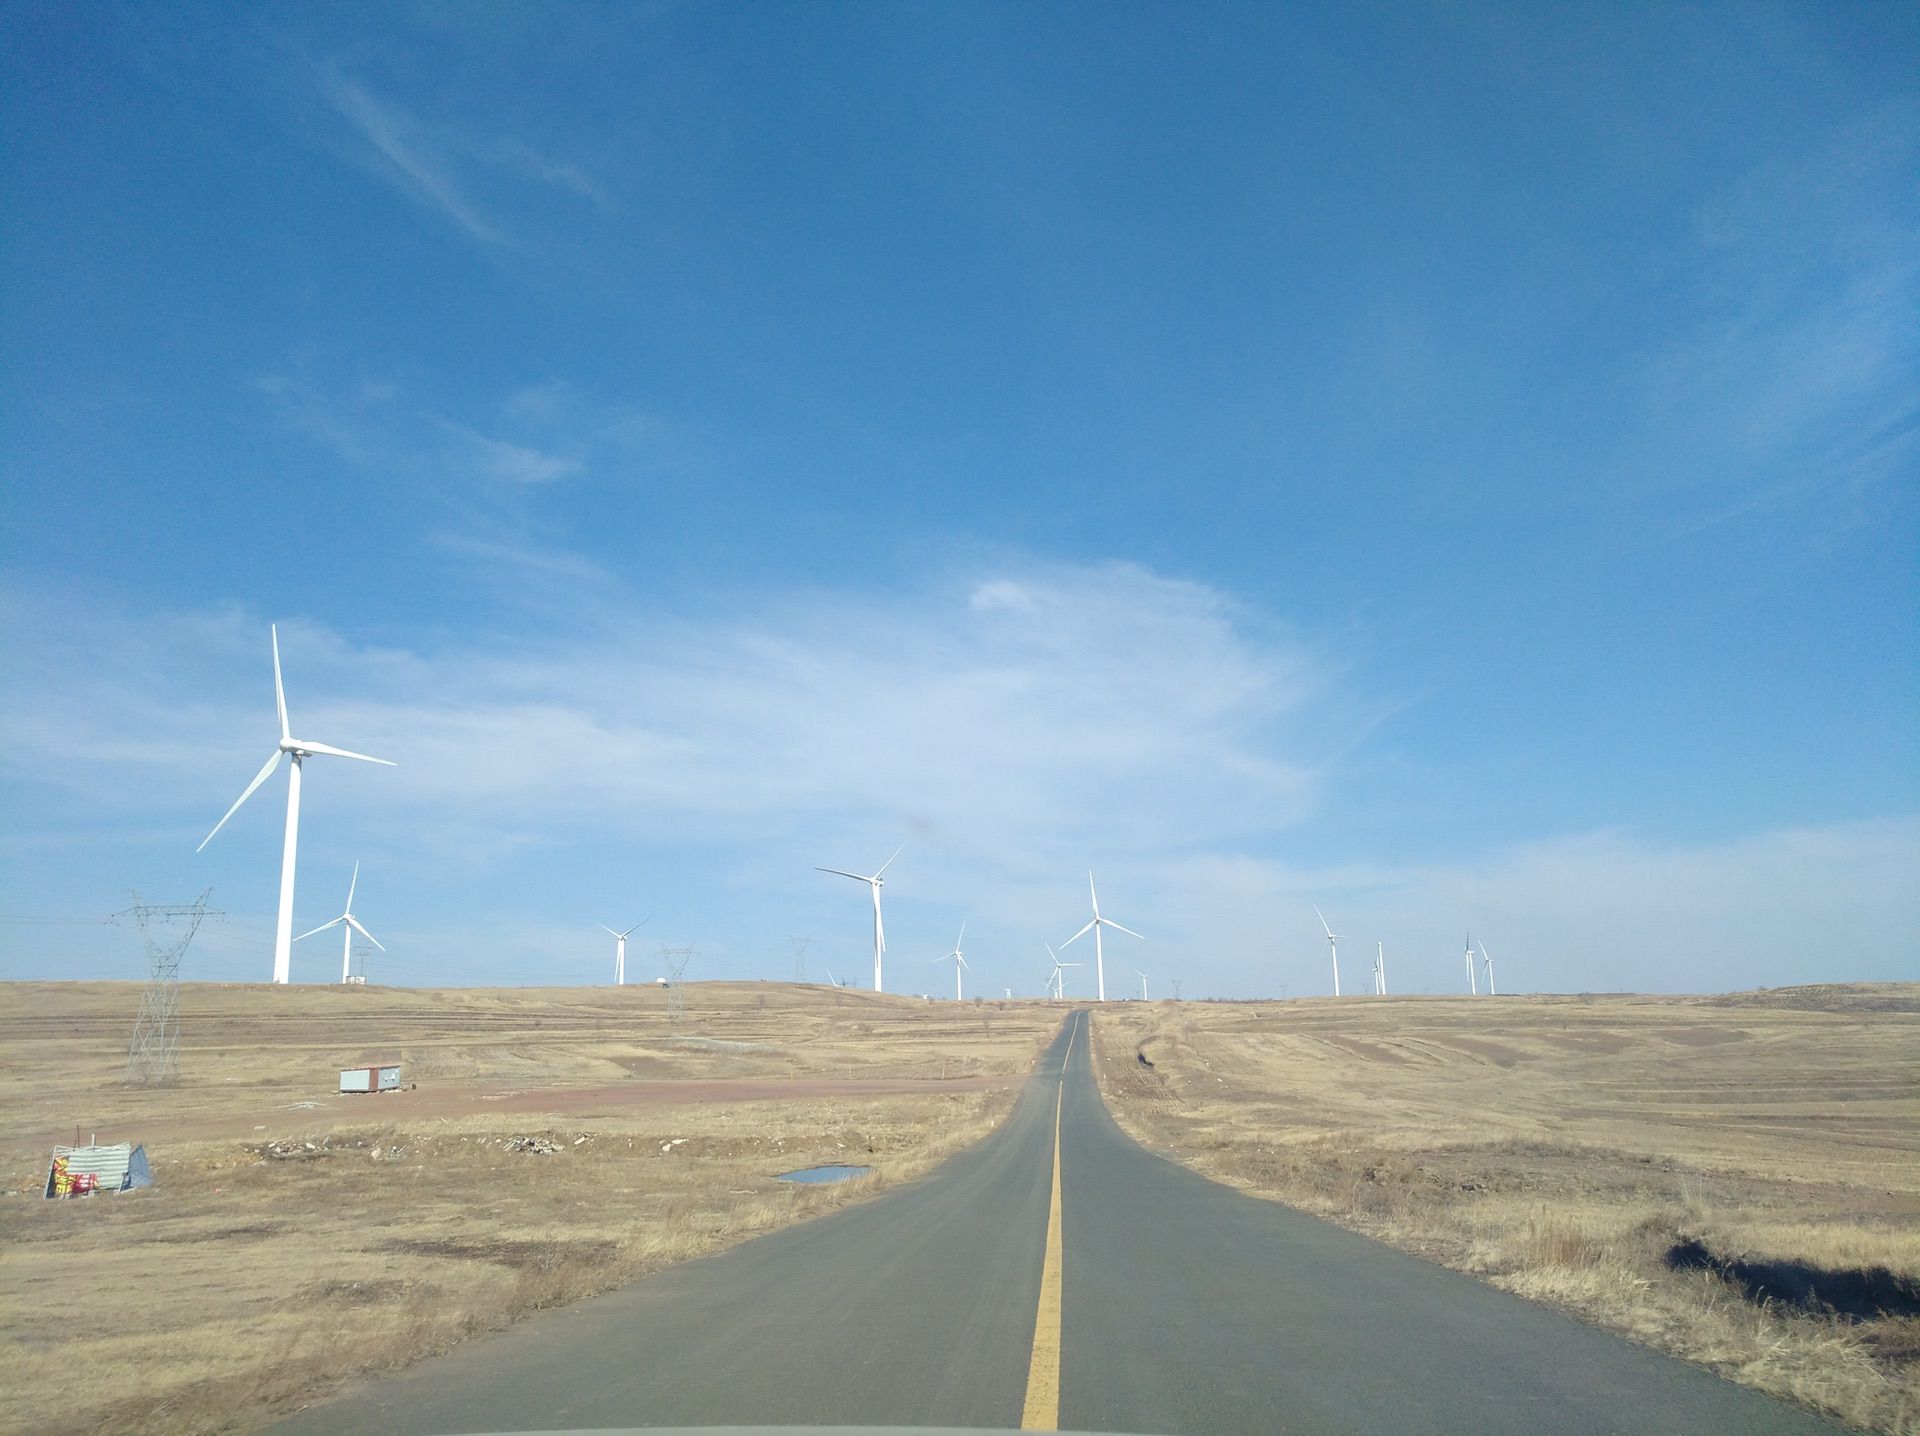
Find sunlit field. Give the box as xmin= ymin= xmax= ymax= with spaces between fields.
xmin=1 ymin=980 xmax=1061 ymax=1434
xmin=1094 ymin=985 xmax=1920 ymax=1435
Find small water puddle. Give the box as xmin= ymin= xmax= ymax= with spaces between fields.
xmin=775 ymin=1163 xmax=871 ymax=1184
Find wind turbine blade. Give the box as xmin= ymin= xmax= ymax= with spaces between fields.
xmin=1314 ymin=905 xmax=1333 ymax=939
xmin=344 ymin=860 xmax=359 ymax=913
xmin=598 ymin=924 xmax=621 ymax=937
xmin=197 ymin=749 xmax=284 ymax=851
xmin=346 ymin=915 xmax=386 ymax=952
xmin=1088 ymin=870 xmax=1103 ymax=918
xmin=293 ymin=739 xmax=396 ymax=766
xmin=956 ymin=921 xmax=966 ymax=948
xmin=1062 ymin=919 xmax=1096 ymax=947
xmin=1104 ymin=918 xmax=1146 ymax=941
xmin=814 ymin=866 xmax=870 ymax=883
xmin=272 ymin=624 xmax=290 ymax=743
xmin=873 ymin=841 xmax=906 ymax=879
xmin=294 ymin=915 xmax=343 ymax=942
xmin=957 ymin=952 xmax=970 ymax=970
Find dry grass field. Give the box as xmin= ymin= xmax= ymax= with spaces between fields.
xmin=0 ymin=980 xmax=1061 ymax=1434
xmin=1092 ymin=985 xmax=1920 ymax=1435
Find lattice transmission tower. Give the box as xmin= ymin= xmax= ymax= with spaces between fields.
xmin=788 ymin=936 xmax=812 ymax=983
xmin=660 ymin=945 xmax=695 ymax=1023
xmin=115 ymin=888 xmax=219 ymax=1086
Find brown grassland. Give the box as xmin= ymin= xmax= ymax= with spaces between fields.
xmin=0 ymin=979 xmax=1060 ymax=1434
xmin=1092 ymin=984 xmax=1920 ymax=1435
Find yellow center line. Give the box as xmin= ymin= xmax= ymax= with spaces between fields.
xmin=1021 ymin=1019 xmax=1070 ymax=1430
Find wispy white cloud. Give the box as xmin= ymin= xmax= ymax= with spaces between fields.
xmin=490 ymin=138 xmax=613 ymax=208
xmin=315 ymin=71 xmax=612 ymax=247
xmin=439 ymin=421 xmax=580 ymax=485
xmin=1644 ymin=103 xmax=1919 ymax=532
xmin=319 ymin=71 xmax=504 ymax=245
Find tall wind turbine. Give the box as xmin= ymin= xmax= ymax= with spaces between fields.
xmin=1465 ymin=934 xmax=1479 ymax=995
xmin=1314 ymin=906 xmax=1341 ymax=997
xmin=933 ymin=922 xmax=969 ymax=1001
xmin=1478 ymin=940 xmax=1497 ymax=996
xmin=1062 ymin=872 xmax=1143 ymax=1002
xmin=1374 ymin=941 xmax=1388 ymax=996
xmin=600 ymin=919 xmax=648 ymax=985
xmin=815 ymin=843 xmax=903 ymax=992
xmin=1137 ymin=970 xmax=1150 ymax=1001
xmin=199 ymin=625 xmax=395 ymax=985
xmin=294 ymin=861 xmax=383 ymax=984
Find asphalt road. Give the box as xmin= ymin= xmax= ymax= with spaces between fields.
xmin=279 ymin=1010 xmax=1845 ymax=1435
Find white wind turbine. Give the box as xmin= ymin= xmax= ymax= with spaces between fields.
xmin=1062 ymin=872 xmax=1143 ymax=1002
xmin=815 ymin=843 xmax=904 ymax=992
xmin=1046 ymin=944 xmax=1081 ymax=1001
xmin=1478 ymin=939 xmax=1497 ymax=996
xmin=933 ymin=922 xmax=969 ymax=1001
xmin=1373 ymin=940 xmax=1388 ymax=996
xmin=1314 ymin=906 xmax=1342 ymax=997
xmin=198 ymin=625 xmax=395 ymax=985
xmin=1465 ymin=934 xmax=1479 ymax=995
xmin=1137 ymin=970 xmax=1150 ymax=1001
xmin=600 ymin=919 xmax=649 ymax=985
xmin=294 ymin=861 xmax=383 ymax=984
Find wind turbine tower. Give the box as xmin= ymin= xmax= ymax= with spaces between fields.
xmin=198 ymin=626 xmax=395 ymax=984
xmin=1137 ymin=970 xmax=1149 ymax=1001
xmin=1374 ymin=940 xmax=1388 ymax=996
xmin=1062 ymin=872 xmax=1144 ymax=1001
xmin=1465 ymin=935 xmax=1479 ymax=995
xmin=815 ymin=843 xmax=904 ymax=992
xmin=600 ymin=920 xmax=646 ymax=985
xmin=295 ymin=862 xmax=385 ymax=984
xmin=1479 ymin=940 xmax=1497 ymax=996
xmin=934 ymin=923 xmax=970 ymax=1001
xmin=1314 ymin=907 xmax=1342 ymax=997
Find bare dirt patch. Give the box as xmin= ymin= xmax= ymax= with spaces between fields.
xmin=1093 ymin=987 xmax=1920 ymax=1435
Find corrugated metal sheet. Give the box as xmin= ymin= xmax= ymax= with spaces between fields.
xmin=45 ymin=1143 xmax=151 ymax=1197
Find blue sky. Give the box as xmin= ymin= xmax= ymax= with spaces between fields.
xmin=3 ymin=1 xmax=1914 ymax=997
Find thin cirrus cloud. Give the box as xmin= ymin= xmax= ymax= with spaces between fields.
xmin=316 ymin=69 xmax=609 ymax=245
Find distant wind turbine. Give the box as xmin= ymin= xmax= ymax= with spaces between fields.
xmin=1062 ymin=872 xmax=1143 ymax=1002
xmin=933 ymin=922 xmax=970 ymax=1001
xmin=198 ymin=625 xmax=395 ymax=985
xmin=816 ymin=843 xmax=904 ymax=992
xmin=1314 ymin=906 xmax=1342 ymax=997
xmin=1465 ymin=935 xmax=1479 ymax=995
xmin=1045 ymin=944 xmax=1081 ymax=1001
xmin=1478 ymin=940 xmax=1497 ymax=996
xmin=1374 ymin=941 xmax=1387 ymax=996
xmin=600 ymin=918 xmax=649 ymax=985
xmin=1137 ymin=970 xmax=1150 ymax=1001
xmin=294 ymin=860 xmax=383 ymax=984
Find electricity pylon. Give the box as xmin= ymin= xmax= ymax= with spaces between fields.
xmin=116 ymin=889 xmax=219 ymax=1085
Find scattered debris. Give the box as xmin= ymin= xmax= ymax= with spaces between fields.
xmin=502 ymin=1135 xmax=560 ymax=1155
